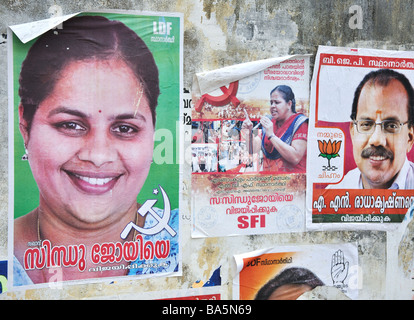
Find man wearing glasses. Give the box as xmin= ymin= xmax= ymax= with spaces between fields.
xmin=334 ymin=68 xmax=414 ymax=189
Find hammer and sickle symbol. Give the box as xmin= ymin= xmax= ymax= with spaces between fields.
xmin=120 ymin=185 xmax=176 ymax=239
xmin=194 ymin=81 xmax=240 ymax=113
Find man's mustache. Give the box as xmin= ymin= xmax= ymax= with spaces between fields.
xmin=361 ymin=146 xmax=394 ymax=160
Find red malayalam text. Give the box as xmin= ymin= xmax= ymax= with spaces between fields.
xmin=23 ymin=240 xmax=86 ymax=272
xmin=91 ymin=235 xmax=170 ymax=264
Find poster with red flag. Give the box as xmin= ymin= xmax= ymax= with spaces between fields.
xmin=191 ymin=55 xmax=310 ymax=237
xmin=306 ymin=46 xmax=414 ymax=231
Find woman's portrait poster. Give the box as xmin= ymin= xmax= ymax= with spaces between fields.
xmin=8 ymin=11 xmax=182 ymax=288
xmin=233 ymin=243 xmax=358 ymax=300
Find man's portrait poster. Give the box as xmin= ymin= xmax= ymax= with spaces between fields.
xmin=307 ymin=46 xmax=414 ymax=229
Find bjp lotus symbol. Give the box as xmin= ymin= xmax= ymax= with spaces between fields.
xmin=318 ymin=140 xmax=342 ymax=169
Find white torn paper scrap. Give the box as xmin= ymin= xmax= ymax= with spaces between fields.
xmin=9 ymin=13 xmax=80 ymax=43
xmin=193 ymin=55 xmax=311 ymax=95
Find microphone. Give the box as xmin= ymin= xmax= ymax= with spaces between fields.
xmin=253 ymin=114 xmax=272 ymax=130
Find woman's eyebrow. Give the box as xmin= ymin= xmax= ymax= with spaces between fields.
xmin=48 ymin=106 xmax=88 ymax=119
xmin=47 ymin=108 xmax=147 ymax=122
xmin=110 ymin=113 xmax=147 ymax=122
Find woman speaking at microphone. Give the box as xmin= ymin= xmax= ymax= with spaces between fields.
xmin=241 ymin=85 xmax=308 ymax=173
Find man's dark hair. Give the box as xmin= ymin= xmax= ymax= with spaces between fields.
xmin=254 ymin=267 xmax=324 ymax=300
xmin=350 ymin=69 xmax=414 ymax=127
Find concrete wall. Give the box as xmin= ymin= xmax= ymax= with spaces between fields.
xmin=0 ymin=0 xmax=413 ymax=299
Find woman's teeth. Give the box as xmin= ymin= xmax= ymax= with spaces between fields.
xmin=74 ymin=174 xmax=113 ymax=186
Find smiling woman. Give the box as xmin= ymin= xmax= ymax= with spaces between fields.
xmin=22 ymin=59 xmax=154 ymax=211
xmin=12 ymin=14 xmax=180 ymax=286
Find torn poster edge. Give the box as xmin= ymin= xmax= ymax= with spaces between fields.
xmin=9 ymin=13 xmax=80 ymax=44
xmin=193 ymin=54 xmax=312 ymax=96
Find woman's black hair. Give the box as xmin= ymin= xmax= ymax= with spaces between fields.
xmin=270 ymin=85 xmax=296 ymax=112
xmin=254 ymin=267 xmax=324 ymax=300
xmin=19 ymin=15 xmax=159 ymax=131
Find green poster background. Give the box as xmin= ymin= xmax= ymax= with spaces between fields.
xmin=12 ymin=12 xmax=181 ymax=218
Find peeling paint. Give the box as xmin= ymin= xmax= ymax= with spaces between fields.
xmin=197 ymin=238 xmax=225 ymax=280
xmin=297 ymin=285 xmax=351 ymax=300
xmin=398 ymin=217 xmax=414 ymax=278
xmin=188 ymin=1 xmax=227 ymax=51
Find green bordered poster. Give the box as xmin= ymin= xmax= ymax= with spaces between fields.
xmin=8 ymin=10 xmax=182 ymax=288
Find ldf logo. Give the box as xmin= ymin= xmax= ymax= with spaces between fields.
xmin=153 ymin=21 xmax=173 ymax=35
xmin=246 ymin=258 xmax=261 ymax=267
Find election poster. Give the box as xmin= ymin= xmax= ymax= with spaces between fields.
xmin=0 ymin=261 xmax=7 ymax=294
xmin=83 ymin=286 xmax=221 ymax=300
xmin=307 ymin=46 xmax=414 ymax=231
xmin=8 ymin=10 xmax=183 ymax=287
xmin=191 ymin=55 xmax=310 ymax=237
xmin=233 ymin=243 xmax=359 ymax=300
xmin=385 ymin=205 xmax=414 ymax=299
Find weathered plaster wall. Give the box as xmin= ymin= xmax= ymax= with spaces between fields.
xmin=0 ymin=0 xmax=413 ymax=300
